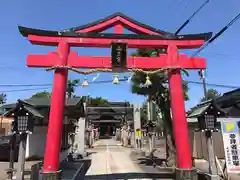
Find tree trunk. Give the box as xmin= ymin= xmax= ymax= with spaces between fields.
xmin=157 ymin=93 xmax=176 ymax=167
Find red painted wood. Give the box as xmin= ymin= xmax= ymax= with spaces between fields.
xmin=76 ymin=17 xmax=118 ymax=33
xmin=27 ymin=52 xmax=60 ymax=67
xmin=27 ymin=53 xmax=206 ymax=69
xmin=168 ymin=45 xmax=192 ymax=169
xmin=75 ymin=16 xmax=160 ymax=35
xmin=42 ymin=41 xmax=69 ymax=172
xmin=114 ymin=22 xmax=124 ymax=34
xmin=118 ymin=17 xmax=159 ymax=35
xmin=28 ymin=35 xmax=205 ymax=49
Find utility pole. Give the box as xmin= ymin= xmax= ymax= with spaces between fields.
xmin=200 ymin=69 xmax=219 ymax=179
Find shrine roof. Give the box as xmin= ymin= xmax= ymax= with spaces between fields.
xmin=18 ymin=12 xmax=212 ymax=41
xmin=187 ymin=99 xmax=227 ymax=118
xmin=0 ymin=97 xmax=83 ymax=110
xmin=215 ymin=88 xmax=240 ymax=108
xmin=3 ymin=100 xmax=44 ymax=119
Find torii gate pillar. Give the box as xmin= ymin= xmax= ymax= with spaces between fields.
xmin=169 ymin=69 xmax=197 ymax=179
xmin=42 ymin=41 xmax=69 ymax=179
xmin=168 ymin=45 xmax=192 ymax=169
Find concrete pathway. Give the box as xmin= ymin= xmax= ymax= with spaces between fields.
xmin=86 ymin=139 xmax=143 ymax=175
xmin=85 ymin=138 xmax=170 ymax=179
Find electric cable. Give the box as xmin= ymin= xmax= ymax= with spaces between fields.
xmin=1 ymin=78 xmax=240 ymax=93
xmin=0 ymin=87 xmax=52 ymax=93
xmin=175 ymin=0 xmax=210 ymax=34
xmin=0 ymin=84 xmax=52 ymax=87
xmin=192 ymin=11 xmax=240 ymax=57
xmin=186 ymin=80 xmax=240 ymax=89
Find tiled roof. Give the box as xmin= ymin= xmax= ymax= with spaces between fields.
xmin=23 ymin=105 xmax=44 ymax=118
xmin=24 ymin=97 xmax=82 ymax=107
xmin=216 ymin=88 xmax=240 ymax=107
xmin=187 ymin=103 xmax=211 ymax=118
xmin=0 ymin=103 xmax=16 ymax=109
xmin=1 ymin=97 xmax=82 ymax=110
xmin=188 ymin=88 xmax=240 ymax=118
xmin=3 ymin=101 xmax=44 ymax=119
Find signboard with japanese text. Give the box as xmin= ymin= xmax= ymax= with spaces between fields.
xmin=111 ymin=42 xmax=127 ymax=69
xmin=220 ymin=119 xmax=240 ymax=173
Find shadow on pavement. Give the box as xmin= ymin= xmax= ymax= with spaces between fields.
xmin=137 ymin=157 xmax=166 ymax=167
xmin=99 ymin=136 xmax=113 ymax=139
xmin=84 ymin=172 xmax=175 ymax=180
xmin=94 ymin=144 xmax=120 ymax=147
xmin=86 ymin=152 xmax=97 ymax=156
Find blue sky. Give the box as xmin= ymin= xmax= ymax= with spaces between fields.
xmin=0 ymin=0 xmax=240 ymax=110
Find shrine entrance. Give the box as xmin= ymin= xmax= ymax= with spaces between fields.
xmin=18 ymin=12 xmax=212 ymax=179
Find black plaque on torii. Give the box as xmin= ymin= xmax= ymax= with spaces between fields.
xmin=111 ymin=42 xmax=127 ymax=70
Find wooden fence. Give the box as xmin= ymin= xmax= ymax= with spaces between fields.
xmin=140 ymin=130 xmax=225 ymax=160
xmin=191 ymin=131 xmax=225 ymax=159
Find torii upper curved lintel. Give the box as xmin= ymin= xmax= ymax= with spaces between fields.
xmin=18 ymin=12 xmax=213 ymax=42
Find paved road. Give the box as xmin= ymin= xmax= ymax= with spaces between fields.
xmin=85 ymin=138 xmax=173 ymax=180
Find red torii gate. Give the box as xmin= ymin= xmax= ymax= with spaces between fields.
xmin=18 ymin=13 xmax=212 ymax=179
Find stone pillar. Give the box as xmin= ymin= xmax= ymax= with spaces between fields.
xmin=133 ymin=104 xmax=141 ymax=149
xmin=74 ymin=117 xmax=86 ymax=155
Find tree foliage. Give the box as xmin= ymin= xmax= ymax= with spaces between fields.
xmin=0 ymin=93 xmax=7 ymax=104
xmin=140 ymin=102 xmax=148 ymax=126
xmin=81 ymin=96 xmax=109 ymax=106
xmin=131 ymin=48 xmax=189 ymax=167
xmin=31 ymin=78 xmax=80 ymax=99
xmin=31 ymin=91 xmax=51 ymax=98
xmin=131 ymin=48 xmax=189 ymax=100
xmin=67 ymin=79 xmax=80 ymax=98
xmin=200 ymin=88 xmax=221 ymax=102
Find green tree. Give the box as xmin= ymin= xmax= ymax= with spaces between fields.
xmin=31 ymin=79 xmax=80 ymax=99
xmin=89 ymin=96 xmax=109 ymax=106
xmin=81 ymin=96 xmax=109 ymax=106
xmin=131 ymin=48 xmax=189 ymax=167
xmin=31 ymin=91 xmax=51 ymax=98
xmin=67 ymin=79 xmax=80 ymax=98
xmin=0 ymin=93 xmax=7 ymax=104
xmin=140 ymin=102 xmax=148 ymax=127
xmin=201 ymin=88 xmax=221 ymax=102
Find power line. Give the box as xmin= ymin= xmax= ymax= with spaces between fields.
xmin=0 ymin=78 xmax=128 ymax=88
xmin=186 ymin=80 xmax=240 ymax=89
xmin=202 ymin=53 xmax=239 ymax=60
xmin=0 ymin=79 xmax=129 ymax=93
xmin=0 ymin=84 xmax=52 ymax=87
xmin=1 ymin=78 xmax=239 ymax=93
xmin=0 ymin=63 xmax=28 ymax=76
xmin=175 ymin=0 xmax=210 ymax=34
xmin=0 ymin=87 xmax=51 ymax=93
xmin=88 ymin=78 xmax=128 ymax=84
xmin=192 ymin=11 xmax=240 ymax=57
